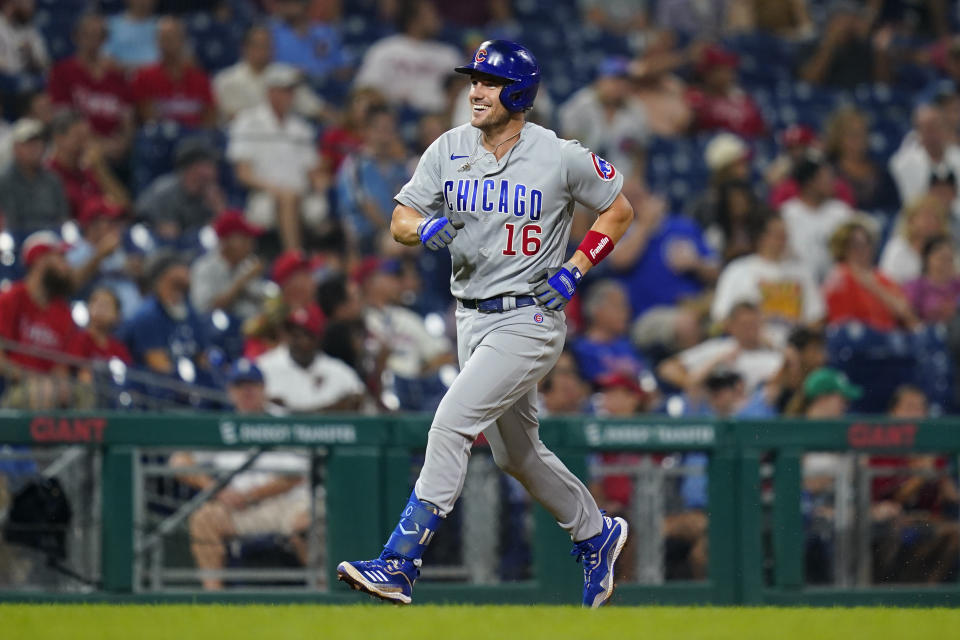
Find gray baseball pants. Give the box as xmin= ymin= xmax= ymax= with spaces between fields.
xmin=414 ymin=300 xmax=603 ymax=542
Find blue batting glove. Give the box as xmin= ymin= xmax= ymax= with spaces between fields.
xmin=418 ymin=215 xmax=465 ymax=251
xmin=527 ymin=262 xmax=582 ymax=311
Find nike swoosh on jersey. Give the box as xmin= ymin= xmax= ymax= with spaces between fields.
xmin=450 ymin=154 xmax=469 ymax=160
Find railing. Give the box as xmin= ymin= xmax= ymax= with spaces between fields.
xmin=0 ymin=412 xmax=957 ymax=606
xmin=0 ymin=337 xmax=230 ymax=411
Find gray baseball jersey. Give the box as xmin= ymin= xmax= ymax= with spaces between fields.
xmin=398 ymin=120 xmax=623 ymax=544
xmin=395 ymin=121 xmax=624 ymax=300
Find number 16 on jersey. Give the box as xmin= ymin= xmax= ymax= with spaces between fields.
xmin=502 ymin=223 xmax=542 ymax=256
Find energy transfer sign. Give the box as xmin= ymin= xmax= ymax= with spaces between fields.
xmin=218 ymin=420 xmax=358 ymax=446
xmin=582 ymin=422 xmax=716 ymax=448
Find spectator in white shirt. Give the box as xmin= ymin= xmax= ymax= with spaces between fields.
xmin=171 ymin=359 xmax=317 ymax=591
xmin=189 ymin=210 xmax=267 ymax=320
xmin=257 ymin=306 xmax=365 ymax=412
xmin=925 ymin=164 xmax=960 ymax=244
xmin=360 ymin=258 xmax=454 ymax=411
xmin=227 ymin=64 xmax=329 ymax=251
xmin=928 ymin=163 xmax=959 ymax=209
xmin=657 ymin=302 xmax=783 ymax=394
xmin=780 ymin=151 xmax=854 ymax=283
xmin=213 ymin=25 xmax=324 ymax=123
xmin=889 ymin=103 xmax=960 ymax=219
xmin=558 ymin=56 xmax=650 ymax=178
xmin=712 ymin=213 xmax=824 ymax=347
xmin=353 ymin=0 xmax=460 ymax=113
xmin=879 ymin=193 xmax=949 ymax=284
xmin=0 ymin=0 xmax=48 ymax=75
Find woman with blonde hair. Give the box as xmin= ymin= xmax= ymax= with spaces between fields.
xmin=824 ymin=105 xmax=898 ymax=211
xmin=878 ymin=193 xmax=949 ymax=283
xmin=823 ymin=221 xmax=917 ymax=331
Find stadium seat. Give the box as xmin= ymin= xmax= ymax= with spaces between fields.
xmin=225 ymin=533 xmax=303 ymax=586
xmin=827 ymin=324 xmax=955 ymax=414
xmin=35 ymin=8 xmax=77 ymax=62
xmin=186 ymin=13 xmax=242 ymax=73
xmin=132 ymin=121 xmax=188 ymax=195
xmin=97 ymin=0 xmax=126 ymax=14
xmin=205 ymin=311 xmax=246 ymax=364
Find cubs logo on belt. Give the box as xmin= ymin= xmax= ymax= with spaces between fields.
xmin=475 ymin=48 xmax=487 ymax=63
xmin=591 ymin=153 xmax=616 ymax=181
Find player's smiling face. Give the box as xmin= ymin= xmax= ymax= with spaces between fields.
xmin=468 ymin=74 xmax=511 ymax=131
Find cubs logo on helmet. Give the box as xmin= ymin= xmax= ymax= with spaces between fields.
xmin=591 ymin=153 xmax=617 ymax=181
xmin=454 ymin=40 xmax=540 ymax=112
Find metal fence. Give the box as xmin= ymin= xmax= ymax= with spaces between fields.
xmin=587 ymin=453 xmax=710 ymax=585
xmin=133 ymin=447 xmax=327 ymax=592
xmin=0 ymin=413 xmax=959 ymax=606
xmin=793 ymin=452 xmax=960 ymax=588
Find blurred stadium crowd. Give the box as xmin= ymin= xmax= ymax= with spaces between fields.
xmin=0 ymin=0 xmax=960 ymax=426
xmin=3 ymin=0 xmax=960 ymax=592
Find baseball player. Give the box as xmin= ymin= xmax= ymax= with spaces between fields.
xmin=337 ymin=40 xmax=635 ymax=607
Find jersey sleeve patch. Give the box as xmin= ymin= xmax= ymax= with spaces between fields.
xmin=590 ymin=153 xmax=617 ymax=181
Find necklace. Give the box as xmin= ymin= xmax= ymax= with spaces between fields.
xmin=458 ymin=125 xmax=523 ymax=172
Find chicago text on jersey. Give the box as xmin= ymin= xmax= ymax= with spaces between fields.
xmin=444 ymin=179 xmax=543 ymax=220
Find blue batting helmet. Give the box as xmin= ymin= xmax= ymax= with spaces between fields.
xmin=455 ymin=40 xmax=540 ymax=113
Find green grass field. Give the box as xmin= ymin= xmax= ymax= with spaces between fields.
xmin=3 ymin=604 xmax=959 ymax=640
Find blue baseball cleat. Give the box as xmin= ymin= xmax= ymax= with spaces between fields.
xmin=336 ymin=554 xmax=419 ymax=605
xmin=570 ymin=515 xmax=629 ymax=608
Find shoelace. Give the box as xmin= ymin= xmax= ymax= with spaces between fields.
xmin=571 ymin=512 xmax=609 ymax=576
xmin=380 ymin=554 xmax=422 ymax=577
xmin=570 ymin=542 xmax=601 ymax=576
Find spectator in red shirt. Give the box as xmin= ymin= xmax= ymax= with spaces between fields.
xmin=319 ymin=87 xmax=386 ymax=173
xmin=242 ymin=250 xmax=322 ymax=359
xmin=272 ymin=250 xmax=320 ymax=316
xmin=47 ymin=13 xmax=134 ymax=163
xmin=767 ymin=124 xmax=856 ymax=209
xmin=47 ymin=111 xmax=129 ymax=219
xmin=73 ymin=287 xmax=133 ymax=368
xmin=130 ymin=17 xmax=215 ymax=128
xmin=823 ymin=221 xmax=917 ymax=331
xmin=685 ymin=44 xmax=765 ymax=139
xmin=587 ymin=372 xmax=654 ymax=582
xmin=0 ymin=231 xmax=79 ymax=408
xmin=872 ymin=386 xmax=959 ymax=584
